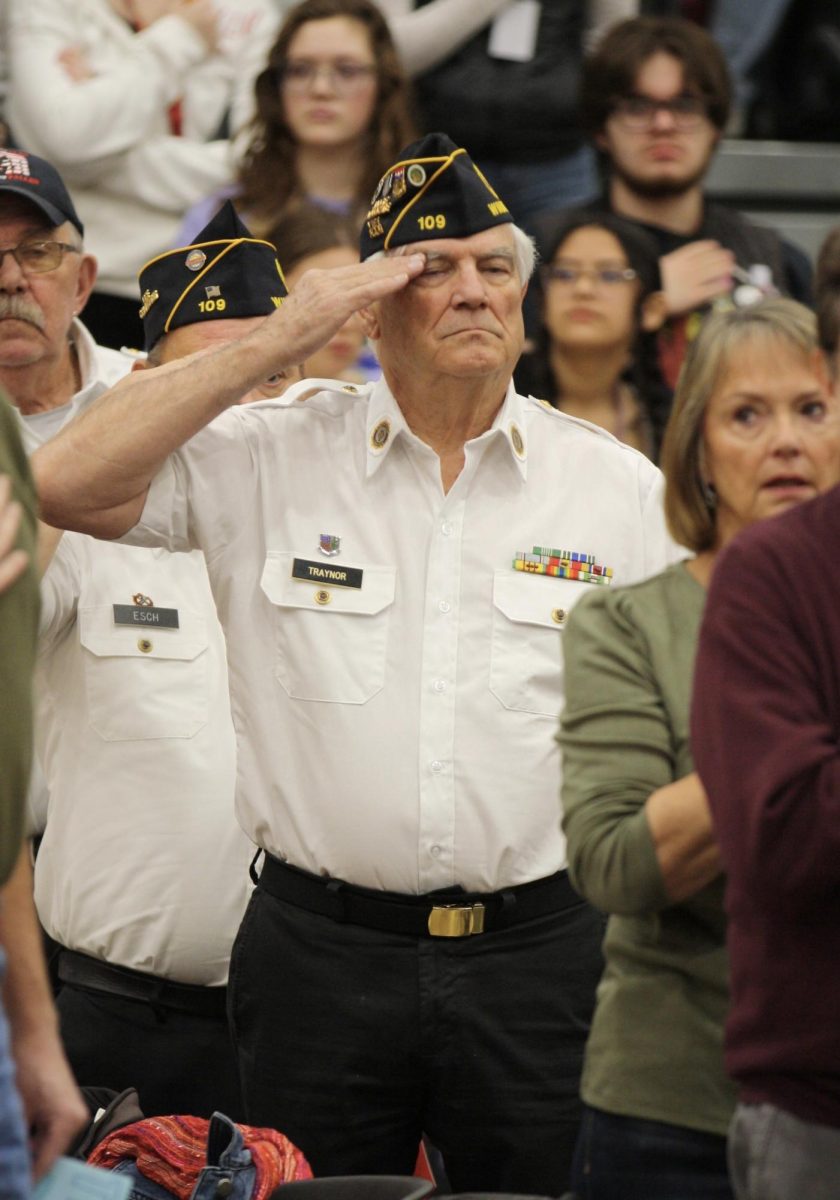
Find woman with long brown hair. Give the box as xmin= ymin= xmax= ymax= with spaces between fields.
xmin=182 ymin=0 xmax=416 ymax=240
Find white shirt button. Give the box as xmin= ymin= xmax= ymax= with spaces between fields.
xmin=433 ymin=679 xmax=447 ymax=693
xmin=438 ymin=600 xmax=451 ymax=614
xmin=430 ymin=760 xmax=443 ymax=773
xmin=430 ymin=844 xmax=442 ymax=857
xmin=441 ymin=521 xmax=453 ymax=536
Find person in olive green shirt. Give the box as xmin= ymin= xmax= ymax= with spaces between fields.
xmin=0 ymin=392 xmax=85 ymax=1195
xmin=0 ymin=394 xmax=38 ymax=878
xmin=559 ymin=299 xmax=840 ymax=1200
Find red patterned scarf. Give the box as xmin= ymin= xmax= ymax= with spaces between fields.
xmin=89 ymin=1115 xmax=312 ymax=1200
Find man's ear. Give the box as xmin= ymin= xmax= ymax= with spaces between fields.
xmin=640 ymin=290 xmax=668 ymax=333
xmin=360 ymin=305 xmax=380 ymax=341
xmin=73 ymin=253 xmax=98 ymax=314
xmin=131 ymin=358 xmax=149 ymax=373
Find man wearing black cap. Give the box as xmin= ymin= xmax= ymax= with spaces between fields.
xmin=34 ymin=132 xmax=677 ymax=1192
xmin=136 ymin=201 xmax=292 ymax=377
xmin=0 ymin=158 xmax=289 ymax=1119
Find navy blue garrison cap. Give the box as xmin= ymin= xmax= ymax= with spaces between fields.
xmin=360 ymin=132 xmax=513 ymax=258
xmin=138 ymin=201 xmax=288 ymax=351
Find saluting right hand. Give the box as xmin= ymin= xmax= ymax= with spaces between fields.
xmin=270 ymin=254 xmax=426 ymax=371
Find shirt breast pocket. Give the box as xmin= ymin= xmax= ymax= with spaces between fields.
xmin=261 ymin=551 xmax=396 ymax=704
xmin=490 ymin=571 xmax=595 ymax=717
xmin=78 ymin=605 xmax=210 ymax=741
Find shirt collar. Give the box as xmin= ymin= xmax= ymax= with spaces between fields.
xmin=365 ymin=379 xmax=413 ymax=478
xmin=488 ymin=383 xmax=529 ymax=480
xmin=71 ymin=317 xmax=110 ymax=402
xmin=365 ymin=378 xmax=529 ymax=480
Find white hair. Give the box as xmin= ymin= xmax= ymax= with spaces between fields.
xmin=366 ymin=223 xmax=537 ymax=282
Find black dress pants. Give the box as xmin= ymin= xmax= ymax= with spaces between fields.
xmin=228 ymin=884 xmax=604 ymax=1195
xmin=57 ymin=983 xmax=244 ymax=1121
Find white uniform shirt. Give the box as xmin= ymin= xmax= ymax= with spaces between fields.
xmin=127 ymin=377 xmax=679 ymax=895
xmin=21 ymin=322 xmax=250 ymax=986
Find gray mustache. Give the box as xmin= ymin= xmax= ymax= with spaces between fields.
xmin=0 ymin=295 xmax=46 ymax=329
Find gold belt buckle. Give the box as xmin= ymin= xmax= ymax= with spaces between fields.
xmin=427 ymin=902 xmax=486 ymax=937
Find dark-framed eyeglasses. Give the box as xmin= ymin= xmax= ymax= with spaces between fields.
xmin=541 ymin=264 xmax=638 ymax=288
xmin=0 ymin=240 xmax=81 ymax=274
xmin=610 ymin=93 xmax=709 ymax=130
xmin=277 ymin=60 xmax=378 ymax=95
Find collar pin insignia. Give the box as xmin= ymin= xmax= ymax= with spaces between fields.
xmin=370 ymin=419 xmax=390 ymax=449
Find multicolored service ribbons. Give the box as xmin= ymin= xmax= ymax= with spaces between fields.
xmin=512 ymin=547 xmax=614 ymax=585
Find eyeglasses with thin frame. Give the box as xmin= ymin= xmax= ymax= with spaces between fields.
xmin=610 ymin=93 xmax=709 ymax=130
xmin=0 ymin=240 xmax=81 ymax=274
xmin=278 ymin=60 xmax=378 ymax=95
xmin=541 ymin=263 xmax=638 ymax=288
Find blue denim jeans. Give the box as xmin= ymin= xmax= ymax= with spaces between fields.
xmin=0 ymin=951 xmax=32 ymax=1200
xmin=729 ymin=1102 xmax=840 ymax=1200
xmin=113 ymin=1113 xmax=256 ymax=1200
xmin=571 ymin=1104 xmax=734 ymax=1200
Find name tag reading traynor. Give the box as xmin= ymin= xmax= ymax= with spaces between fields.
xmin=291 ymin=557 xmax=364 ymax=589
xmin=113 ymin=604 xmax=180 ymax=628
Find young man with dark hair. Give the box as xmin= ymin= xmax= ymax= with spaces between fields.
xmin=568 ymin=16 xmax=812 ymax=388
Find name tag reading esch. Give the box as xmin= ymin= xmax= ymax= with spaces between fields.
xmin=113 ymin=604 xmax=180 ymax=628
xmin=291 ymin=557 xmax=364 ymax=589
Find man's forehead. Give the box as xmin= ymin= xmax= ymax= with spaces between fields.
xmin=632 ymin=51 xmax=689 ymax=96
xmin=403 ymin=227 xmax=516 ymax=260
xmin=159 ymin=315 xmax=266 ymax=360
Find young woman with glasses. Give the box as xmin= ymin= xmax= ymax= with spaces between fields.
xmin=180 ymin=0 xmax=416 ymax=242
xmin=515 ymin=210 xmax=671 ymax=462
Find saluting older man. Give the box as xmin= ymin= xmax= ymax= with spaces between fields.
xmin=34 ymin=132 xmax=677 ymax=1193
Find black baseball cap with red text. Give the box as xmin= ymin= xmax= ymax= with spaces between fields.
xmin=0 ymin=148 xmax=84 ymax=235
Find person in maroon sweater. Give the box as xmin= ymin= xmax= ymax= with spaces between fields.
xmin=691 ymin=241 xmax=840 ymax=1196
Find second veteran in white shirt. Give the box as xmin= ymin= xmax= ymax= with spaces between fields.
xmin=35 ymin=133 xmax=679 ymax=1194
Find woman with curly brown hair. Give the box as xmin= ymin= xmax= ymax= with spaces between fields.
xmin=181 ymin=0 xmax=417 ymax=241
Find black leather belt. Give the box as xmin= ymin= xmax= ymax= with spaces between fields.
xmin=57 ymin=949 xmax=228 ymax=1018
xmin=254 ymin=854 xmax=580 ymax=938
